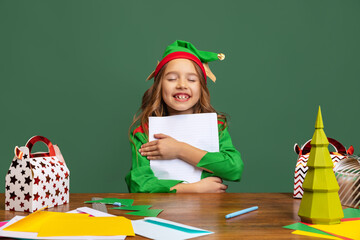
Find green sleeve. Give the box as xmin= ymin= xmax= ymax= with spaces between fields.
xmin=125 ymin=131 xmax=182 ymax=193
xmin=197 ymin=126 xmax=244 ymax=181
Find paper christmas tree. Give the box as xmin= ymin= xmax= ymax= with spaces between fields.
xmin=298 ymin=106 xmax=344 ymax=224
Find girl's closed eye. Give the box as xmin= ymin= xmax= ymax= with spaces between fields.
xmin=167 ymin=76 xmax=177 ymax=81
xmin=187 ymin=73 xmax=199 ymax=82
xmin=165 ymin=72 xmax=178 ymax=81
xmin=188 ymin=78 xmax=198 ymax=82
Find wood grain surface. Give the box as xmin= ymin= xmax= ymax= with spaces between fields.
xmin=0 ymin=193 xmax=314 ymax=239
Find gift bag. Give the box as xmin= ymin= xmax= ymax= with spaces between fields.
xmin=5 ymin=136 xmax=70 ymax=212
xmin=334 ymin=156 xmax=360 ymax=208
xmin=293 ymin=137 xmax=354 ymax=199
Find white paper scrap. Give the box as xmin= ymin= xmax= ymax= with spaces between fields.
xmin=132 ymin=217 xmax=213 ymax=240
xmin=74 ymin=207 xmax=115 ymax=217
xmin=149 ymin=113 xmax=219 ymax=183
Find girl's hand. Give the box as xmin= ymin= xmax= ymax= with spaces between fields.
xmin=194 ymin=177 xmax=228 ymax=193
xmin=171 ymin=177 xmax=228 ymax=193
xmin=139 ymin=134 xmax=182 ymax=160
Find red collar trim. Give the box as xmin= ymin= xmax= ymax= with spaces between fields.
xmin=133 ymin=123 xmax=148 ymax=135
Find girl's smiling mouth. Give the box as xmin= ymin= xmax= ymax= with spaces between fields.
xmin=173 ymin=93 xmax=190 ymax=102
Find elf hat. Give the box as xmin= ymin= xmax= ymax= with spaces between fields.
xmin=146 ymin=40 xmax=225 ymax=83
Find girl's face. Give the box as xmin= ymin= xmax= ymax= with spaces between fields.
xmin=161 ymin=59 xmax=201 ymax=115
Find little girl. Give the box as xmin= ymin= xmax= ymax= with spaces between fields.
xmin=125 ymin=40 xmax=244 ymax=193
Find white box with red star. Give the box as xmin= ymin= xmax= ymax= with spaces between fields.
xmin=5 ymin=136 xmax=70 ymax=212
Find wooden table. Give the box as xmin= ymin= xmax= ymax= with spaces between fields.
xmin=1 ymin=193 xmax=311 ymax=239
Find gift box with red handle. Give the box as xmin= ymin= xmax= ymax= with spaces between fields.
xmin=5 ymin=136 xmax=70 ymax=212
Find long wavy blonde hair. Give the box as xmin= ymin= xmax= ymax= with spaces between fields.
xmin=129 ymin=60 xmax=227 ymax=146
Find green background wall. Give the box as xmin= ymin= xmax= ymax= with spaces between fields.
xmin=1 ymin=0 xmax=359 ymax=193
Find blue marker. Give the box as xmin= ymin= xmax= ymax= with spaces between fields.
xmin=225 ymin=206 xmax=258 ymax=219
xmin=113 ymin=202 xmax=122 ymax=207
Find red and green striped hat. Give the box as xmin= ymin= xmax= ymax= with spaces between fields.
xmin=151 ymin=40 xmax=225 ymax=83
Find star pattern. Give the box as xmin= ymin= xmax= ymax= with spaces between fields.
xmin=11 ymin=160 xmax=19 ymax=169
xmin=40 ymin=162 xmax=46 ymax=168
xmin=6 ymin=185 xmax=10 ymax=191
xmin=33 ymin=192 xmax=40 ymax=201
xmin=20 ymin=186 xmax=24 ymax=192
xmin=55 ymin=188 xmax=60 ymax=196
xmin=10 ymin=191 xmax=17 ymax=201
xmin=21 ymin=170 xmax=26 ymax=175
xmin=24 ymin=192 xmax=31 ymax=201
xmin=10 ymin=175 xmax=18 ymax=184
xmin=23 ymin=154 xmax=28 ymax=159
xmin=45 ymin=190 xmax=51 ymax=199
xmin=20 ymin=202 xmax=24 ymax=208
xmin=55 ymin=173 xmax=61 ymax=181
xmin=24 ymin=176 xmax=32 ymax=185
xmin=34 ymin=176 xmax=41 ymax=185
xmin=46 ymin=174 xmax=51 ymax=183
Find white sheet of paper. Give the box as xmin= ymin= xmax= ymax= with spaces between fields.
xmin=149 ymin=113 xmax=219 ymax=183
xmin=132 ymin=217 xmax=213 ymax=240
xmin=0 ymin=208 xmax=126 ymax=240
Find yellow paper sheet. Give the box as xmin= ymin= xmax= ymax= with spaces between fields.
xmin=37 ymin=216 xmax=135 ymax=237
xmin=3 ymin=211 xmax=89 ymax=232
xmin=311 ymin=220 xmax=360 ymax=240
xmin=292 ymin=230 xmax=342 ymax=240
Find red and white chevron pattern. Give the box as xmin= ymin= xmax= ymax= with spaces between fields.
xmin=293 ymin=154 xmax=345 ymax=198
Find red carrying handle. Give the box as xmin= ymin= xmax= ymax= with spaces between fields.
xmin=26 ymin=136 xmax=56 ymax=158
xmin=301 ymin=137 xmax=347 ymax=155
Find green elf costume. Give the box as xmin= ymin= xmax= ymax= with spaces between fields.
xmin=125 ymin=40 xmax=244 ymax=193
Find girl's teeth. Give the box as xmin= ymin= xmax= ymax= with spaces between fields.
xmin=175 ymin=95 xmax=189 ymax=99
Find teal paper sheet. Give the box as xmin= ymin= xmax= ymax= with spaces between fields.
xmin=144 ymin=219 xmax=211 ymax=234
